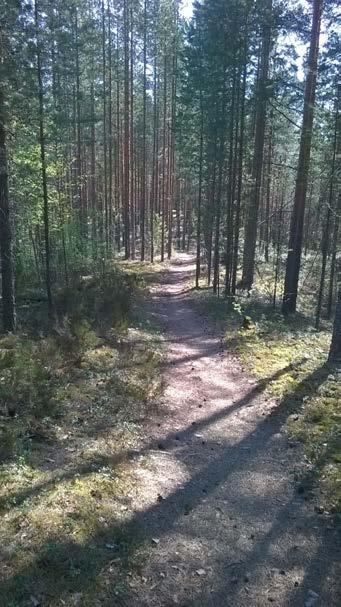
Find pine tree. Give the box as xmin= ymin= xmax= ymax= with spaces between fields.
xmin=282 ymin=0 xmax=323 ymax=314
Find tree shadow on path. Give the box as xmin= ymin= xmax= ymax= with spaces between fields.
xmin=2 ymin=362 xmax=338 ymax=606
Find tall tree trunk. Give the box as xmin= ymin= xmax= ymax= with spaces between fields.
xmin=123 ymin=0 xmax=130 ymax=258
xmin=74 ymin=8 xmax=83 ymax=239
xmin=327 ymin=195 xmax=340 ymax=319
xmin=195 ymin=88 xmax=204 ymax=288
xmin=213 ymin=67 xmax=227 ymax=295
xmin=273 ymin=176 xmax=285 ymax=308
xmin=225 ymin=66 xmax=237 ymax=296
xmin=102 ymin=0 xmax=108 ymax=250
xmin=150 ymin=37 xmax=158 ymax=262
xmin=241 ymin=0 xmax=272 ymax=290
xmin=35 ymin=0 xmax=53 ymax=315
xmin=141 ymin=0 xmax=147 ymax=260
xmin=231 ymin=47 xmax=247 ymax=296
xmin=90 ymin=80 xmax=97 ymax=248
xmin=207 ymin=142 xmax=217 ymax=286
xmin=107 ymin=0 xmax=113 ymax=250
xmin=315 ymin=84 xmax=340 ymax=330
xmin=130 ymin=1 xmax=135 ymax=259
xmin=168 ymin=14 xmax=177 ymax=260
xmin=0 ymin=89 xmax=16 ymax=332
xmin=115 ymin=20 xmax=121 ymax=251
xmin=161 ymin=52 xmax=167 ymax=262
xmin=212 ymin=140 xmax=224 ymax=294
xmin=264 ymin=125 xmax=272 ymax=262
xmin=282 ymin=0 xmax=323 ymax=314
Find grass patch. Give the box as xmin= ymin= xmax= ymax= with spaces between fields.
xmin=191 ymin=285 xmax=340 ymax=513
xmin=0 ymin=262 xmax=164 ymax=606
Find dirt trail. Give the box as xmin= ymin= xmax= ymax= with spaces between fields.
xmin=130 ymin=255 xmax=340 ymax=606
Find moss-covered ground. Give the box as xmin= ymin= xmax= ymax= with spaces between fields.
xmin=0 ymin=262 xmax=164 ymax=606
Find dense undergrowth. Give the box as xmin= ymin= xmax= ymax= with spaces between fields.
xmin=0 ymin=262 xmax=163 ymax=606
xmin=191 ymin=279 xmax=340 ymax=514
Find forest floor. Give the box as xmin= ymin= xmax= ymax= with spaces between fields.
xmin=1 ymin=254 xmax=340 ymax=607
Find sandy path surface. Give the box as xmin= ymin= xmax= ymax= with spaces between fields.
xmin=129 ymin=255 xmax=340 ymax=606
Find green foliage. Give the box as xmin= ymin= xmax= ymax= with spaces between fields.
xmin=0 ymin=264 xmax=146 ymax=463
xmin=56 ymin=266 xmax=144 ymax=332
xmin=0 ymin=263 xmax=163 ymax=606
xmin=0 ymin=334 xmax=61 ymax=420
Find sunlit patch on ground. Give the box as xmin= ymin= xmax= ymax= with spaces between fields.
xmin=191 ymin=273 xmax=340 ymax=512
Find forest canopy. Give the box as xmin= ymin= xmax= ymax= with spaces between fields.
xmin=0 ymin=0 xmax=340 ymax=358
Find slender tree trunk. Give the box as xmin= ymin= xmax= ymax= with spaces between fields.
xmin=150 ymin=37 xmax=158 ymax=262
xmin=264 ymin=125 xmax=272 ymax=262
xmin=212 ymin=143 xmax=224 ymax=294
xmin=90 ymin=80 xmax=96 ymax=238
xmin=123 ymin=0 xmax=130 ymax=258
xmin=196 ymin=89 xmax=204 ymax=289
xmin=225 ymin=66 xmax=237 ymax=296
xmin=141 ymin=0 xmax=147 ymax=260
xmin=241 ymin=0 xmax=272 ymax=290
xmin=35 ymin=0 xmax=53 ymax=315
xmin=213 ymin=68 xmax=227 ymax=295
xmin=282 ymin=0 xmax=323 ymax=314
xmin=168 ymin=16 xmax=177 ymax=260
xmin=0 ymin=89 xmax=16 ymax=332
xmin=231 ymin=49 xmax=247 ymax=295
xmin=315 ymin=86 xmax=339 ymax=330
xmin=207 ymin=144 xmax=217 ymax=286
xmin=107 ymin=0 xmax=113 ymax=250
xmin=74 ymin=8 xmax=83 ymax=239
xmin=329 ymin=289 xmax=341 ymax=365
xmin=273 ymin=180 xmax=285 ymax=308
xmin=130 ymin=1 xmax=135 ymax=259
xmin=327 ymin=196 xmax=340 ymax=319
xmin=161 ymin=52 xmax=167 ymax=262
xmin=115 ymin=21 xmax=121 ymax=251
xmin=102 ymin=0 xmax=108 ymax=250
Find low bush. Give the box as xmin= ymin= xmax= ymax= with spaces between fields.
xmin=0 ymin=265 xmax=145 ymax=462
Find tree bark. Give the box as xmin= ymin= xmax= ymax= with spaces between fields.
xmin=231 ymin=46 xmax=247 ymax=296
xmin=35 ymin=0 xmax=53 ymax=316
xmin=123 ymin=0 xmax=130 ymax=258
xmin=315 ymin=84 xmax=340 ymax=330
xmin=241 ymin=0 xmax=272 ymax=290
xmin=0 ymin=89 xmax=16 ymax=332
xmin=141 ymin=0 xmax=147 ymax=260
xmin=329 ymin=289 xmax=341 ymax=365
xmin=195 ymin=88 xmax=204 ymax=289
xmin=282 ymin=0 xmax=323 ymax=314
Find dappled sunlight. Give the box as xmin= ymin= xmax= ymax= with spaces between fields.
xmin=0 ymin=256 xmax=339 ymax=606
xmin=0 ymin=267 xmax=166 ymax=605
xmin=2 ymin=0 xmax=339 ymax=598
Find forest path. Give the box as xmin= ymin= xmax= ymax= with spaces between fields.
xmin=129 ymin=254 xmax=339 ymax=607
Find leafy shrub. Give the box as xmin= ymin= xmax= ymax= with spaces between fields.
xmin=54 ymin=317 xmax=100 ymax=362
xmin=0 ymin=264 xmax=144 ymax=461
xmin=56 ymin=265 xmax=143 ymax=331
xmin=0 ymin=335 xmax=60 ymax=420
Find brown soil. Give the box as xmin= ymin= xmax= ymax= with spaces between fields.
xmin=128 ymin=255 xmax=340 ymax=606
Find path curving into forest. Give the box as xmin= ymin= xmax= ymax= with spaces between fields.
xmin=129 ymin=254 xmax=340 ymax=607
